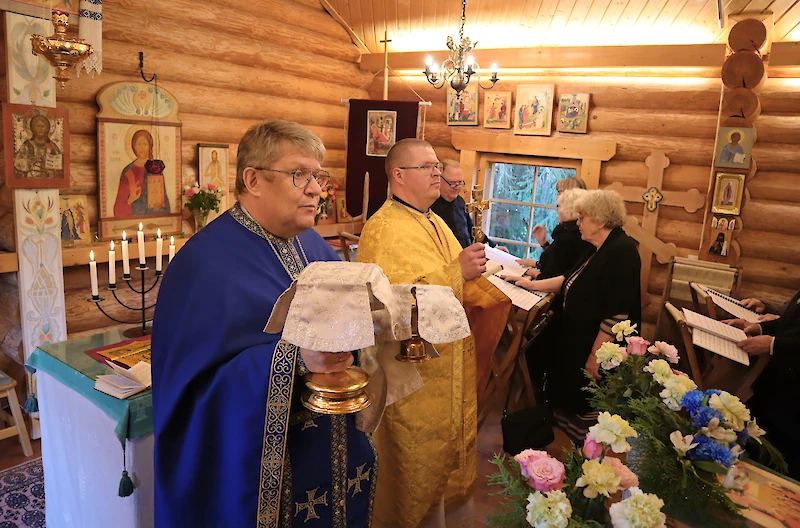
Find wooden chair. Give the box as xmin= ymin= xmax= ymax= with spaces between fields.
xmin=0 ymin=372 xmax=33 ymax=457
xmin=338 ymin=232 xmax=360 ymax=262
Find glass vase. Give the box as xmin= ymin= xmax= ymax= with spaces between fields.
xmin=194 ymin=210 xmax=209 ymax=231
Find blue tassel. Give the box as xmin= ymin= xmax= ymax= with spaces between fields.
xmin=118 ymin=470 xmax=135 ymax=497
xmin=24 ymin=393 xmax=38 ymax=413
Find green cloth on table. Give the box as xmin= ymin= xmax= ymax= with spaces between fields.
xmin=26 ymin=330 xmax=153 ymax=444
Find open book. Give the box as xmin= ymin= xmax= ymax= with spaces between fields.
xmin=480 ymin=246 xmax=545 ymax=310
xmin=694 ymin=285 xmax=761 ymax=323
xmin=94 ymin=361 xmax=152 ymax=399
xmin=682 ymin=308 xmax=750 ymax=366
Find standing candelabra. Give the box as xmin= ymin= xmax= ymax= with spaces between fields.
xmin=87 ymin=224 xmax=175 ymax=338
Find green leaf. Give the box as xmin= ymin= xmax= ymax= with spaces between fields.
xmin=692 ymin=461 xmax=729 ymax=475
xmin=43 ymin=90 xmax=50 ymax=97
xmin=623 ymin=388 xmax=632 ymax=397
xmin=12 ymin=88 xmax=20 ymax=95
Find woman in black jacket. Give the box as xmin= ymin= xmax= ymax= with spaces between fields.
xmin=503 ymin=190 xmax=641 ymax=442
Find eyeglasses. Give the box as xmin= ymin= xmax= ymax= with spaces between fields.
xmin=398 ymin=162 xmax=444 ymax=175
xmin=252 ymin=168 xmax=330 ymax=189
xmin=440 ymin=175 xmax=465 ymax=189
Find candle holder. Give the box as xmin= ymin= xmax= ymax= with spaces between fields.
xmin=89 ymin=262 xmax=162 ymax=338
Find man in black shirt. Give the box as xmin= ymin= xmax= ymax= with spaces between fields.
xmin=430 ymin=159 xmax=498 ymax=249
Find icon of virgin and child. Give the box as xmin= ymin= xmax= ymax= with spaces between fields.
xmin=113 ymin=129 xmax=170 ymax=217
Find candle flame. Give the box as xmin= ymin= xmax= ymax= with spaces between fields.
xmin=170 ymin=236 xmax=175 ymax=245
xmin=90 ymin=250 xmax=95 ymax=261
xmin=122 ymin=231 xmax=127 ymax=239
xmin=157 ymin=228 xmax=162 ymax=238
xmin=110 ymin=241 xmax=115 ymax=250
xmin=139 ymin=222 xmax=143 ymax=231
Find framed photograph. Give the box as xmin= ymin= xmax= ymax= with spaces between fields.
xmin=3 ymin=103 xmax=69 ymax=189
xmin=59 ymin=194 xmax=91 ymax=246
xmin=556 ymin=93 xmax=590 ymax=133
xmin=514 ymin=84 xmax=554 ymax=136
xmin=366 ymin=110 xmax=396 ymax=157
xmin=711 ymin=173 xmax=745 ymax=215
xmin=446 ymin=85 xmax=478 ymax=126
xmin=483 ymin=92 xmax=512 ymax=129
xmin=714 ymin=127 xmax=754 ymax=170
xmin=729 ymin=461 xmax=800 ymax=527
xmin=198 ymin=144 xmax=229 ymax=221
xmin=96 ymin=82 xmax=182 ymax=240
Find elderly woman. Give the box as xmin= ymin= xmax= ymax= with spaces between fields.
xmin=503 ymin=190 xmax=641 ymax=441
xmin=521 ymin=188 xmax=594 ymax=280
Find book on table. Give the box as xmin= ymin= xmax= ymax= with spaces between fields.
xmin=681 ymin=308 xmax=751 ymax=366
xmin=94 ymin=360 xmax=152 ymax=399
xmin=482 ymin=245 xmax=545 ymax=311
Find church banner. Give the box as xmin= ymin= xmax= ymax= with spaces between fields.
xmin=345 ymin=100 xmax=419 ymax=219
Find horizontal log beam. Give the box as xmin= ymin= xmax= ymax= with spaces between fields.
xmin=451 ymin=130 xmax=616 ymax=160
xmin=601 ymin=161 xmax=711 ymax=192
xmin=746 ymin=172 xmax=800 ymax=203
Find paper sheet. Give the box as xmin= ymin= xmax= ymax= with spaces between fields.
xmin=693 ymin=329 xmax=750 ymax=366
xmin=682 ymin=308 xmax=748 ymax=341
xmin=697 ymin=285 xmax=761 ymax=323
xmin=484 ymin=246 xmax=527 ymax=278
xmin=486 ymin=275 xmax=544 ymax=310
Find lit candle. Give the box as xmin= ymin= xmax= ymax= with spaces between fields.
xmin=491 ymin=63 xmax=498 ymax=74
xmin=109 ymin=241 xmax=116 ymax=285
xmin=156 ymin=229 xmax=163 ymax=272
xmin=467 ymin=55 xmax=474 ymax=68
xmin=121 ymin=231 xmax=130 ymax=276
xmin=168 ymin=236 xmax=175 ymax=263
xmin=89 ymin=250 xmax=99 ymax=297
xmin=137 ymin=222 xmax=146 ymax=265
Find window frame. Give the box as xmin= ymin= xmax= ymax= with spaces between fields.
xmin=482 ymin=154 xmax=581 ymax=258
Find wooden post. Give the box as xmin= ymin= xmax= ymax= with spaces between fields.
xmin=380 ymin=31 xmax=391 ymax=101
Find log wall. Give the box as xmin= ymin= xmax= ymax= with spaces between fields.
xmin=369 ymin=73 xmax=800 ymax=338
xmin=0 ymin=0 xmax=365 ymax=352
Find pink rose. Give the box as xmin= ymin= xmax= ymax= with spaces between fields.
xmin=333 ymin=183 xmax=339 ymax=189
xmin=648 ymin=341 xmax=679 ymax=364
xmin=200 ymin=184 xmax=208 ymax=192
xmin=185 ymin=188 xmax=195 ymax=197
xmin=626 ymin=336 xmax=651 ymax=356
xmin=207 ymin=183 xmax=216 ymax=190
xmin=583 ymin=433 xmax=604 ymax=459
xmin=603 ymin=456 xmax=639 ymax=490
xmin=514 ymin=450 xmax=564 ymax=492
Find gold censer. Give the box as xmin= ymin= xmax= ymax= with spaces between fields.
xmin=301 ymin=360 xmax=371 ymax=414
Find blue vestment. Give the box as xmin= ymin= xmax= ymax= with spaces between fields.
xmin=152 ymin=204 xmax=376 ymax=528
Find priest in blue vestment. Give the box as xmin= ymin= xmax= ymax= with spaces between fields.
xmin=152 ymin=121 xmax=376 ymax=528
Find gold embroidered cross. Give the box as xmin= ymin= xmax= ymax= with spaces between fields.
xmin=466 ymin=187 xmax=490 ymax=243
xmin=347 ymin=463 xmax=371 ymax=497
xmin=295 ymin=487 xmax=328 ymax=523
xmin=642 ymin=186 xmax=664 ymax=213
xmin=301 ymin=419 xmax=318 ymax=431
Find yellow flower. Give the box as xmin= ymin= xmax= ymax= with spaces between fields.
xmin=588 ymin=412 xmax=638 ymax=453
xmin=609 ymin=487 xmax=666 ymax=528
xmin=709 ymin=391 xmax=751 ymax=431
xmin=525 ymin=490 xmax=572 ymax=528
xmin=596 ymin=342 xmax=628 ymax=370
xmin=612 ymin=320 xmax=637 ymax=341
xmin=643 ymin=359 xmax=673 ymax=385
xmin=575 ymin=459 xmax=621 ymax=499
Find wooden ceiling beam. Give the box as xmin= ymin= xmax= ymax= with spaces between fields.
xmin=360 ymin=42 xmax=800 ymax=71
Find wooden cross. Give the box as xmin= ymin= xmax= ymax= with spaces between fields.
xmin=347 ymin=463 xmax=371 ymax=497
xmin=381 ymin=31 xmax=392 ymax=100
xmin=466 ymin=187 xmax=490 ymax=243
xmin=295 ymin=487 xmax=328 ymax=523
xmin=605 ymin=151 xmax=705 ymax=307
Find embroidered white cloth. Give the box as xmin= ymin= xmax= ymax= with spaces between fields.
xmin=77 ymin=0 xmax=102 ymax=76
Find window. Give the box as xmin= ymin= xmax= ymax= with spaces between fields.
xmin=485 ymin=160 xmax=578 ymax=259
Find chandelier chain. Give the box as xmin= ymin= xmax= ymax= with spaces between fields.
xmin=459 ymin=0 xmax=466 ymax=40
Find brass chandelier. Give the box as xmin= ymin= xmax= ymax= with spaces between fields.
xmin=31 ymin=11 xmax=94 ymax=88
xmin=422 ymin=0 xmax=498 ymax=96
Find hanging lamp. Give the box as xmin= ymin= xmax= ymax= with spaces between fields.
xmin=30 ymin=11 xmax=94 ymax=88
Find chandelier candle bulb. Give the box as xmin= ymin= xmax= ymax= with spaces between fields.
xmin=109 ymin=241 xmax=116 ymax=286
xmin=137 ymin=222 xmax=146 ymax=265
xmin=121 ymin=231 xmax=131 ymax=277
xmin=169 ymin=236 xmax=175 ymax=263
xmin=156 ymin=229 xmax=163 ymax=272
xmin=89 ymin=250 xmax=99 ymax=297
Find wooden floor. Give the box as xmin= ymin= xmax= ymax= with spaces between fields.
xmin=0 ymin=433 xmax=41 ymax=472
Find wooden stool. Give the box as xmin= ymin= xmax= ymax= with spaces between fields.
xmin=0 ymin=373 xmax=33 ymax=457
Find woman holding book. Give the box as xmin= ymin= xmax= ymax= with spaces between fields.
xmin=501 ymin=190 xmax=641 ymax=442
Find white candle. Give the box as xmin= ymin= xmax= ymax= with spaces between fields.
xmin=137 ymin=222 xmax=146 ymax=265
xmin=156 ymin=229 xmax=163 ymax=272
xmin=121 ymin=231 xmax=130 ymax=276
xmin=89 ymin=250 xmax=99 ymax=297
xmin=169 ymin=236 xmax=175 ymax=263
xmin=108 ymin=241 xmax=116 ymax=285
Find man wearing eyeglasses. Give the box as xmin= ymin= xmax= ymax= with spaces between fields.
xmin=431 ymin=159 xmax=498 ymax=250
xmin=358 ymin=138 xmax=489 ymax=528
xmin=152 ymin=120 xmax=376 ymax=527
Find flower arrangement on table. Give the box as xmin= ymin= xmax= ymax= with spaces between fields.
xmin=584 ymin=321 xmax=787 ymax=527
xmin=487 ymin=413 xmax=666 ymax=527
xmin=316 ymin=181 xmax=339 ymax=224
xmin=183 ymin=183 xmax=223 ymax=230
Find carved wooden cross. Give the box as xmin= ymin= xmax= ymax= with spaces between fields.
xmin=467 ymin=187 xmax=490 ymax=243
xmin=347 ymin=463 xmax=371 ymax=497
xmin=605 ymin=151 xmax=705 ymax=307
xmin=295 ymin=487 xmax=328 ymax=522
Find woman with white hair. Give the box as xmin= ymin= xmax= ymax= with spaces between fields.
xmin=519 ymin=188 xmax=594 ymax=280
xmin=502 ymin=190 xmax=641 ymax=442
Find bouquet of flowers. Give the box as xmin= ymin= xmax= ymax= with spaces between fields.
xmin=316 ymin=181 xmax=338 ymax=223
xmin=183 ymin=182 xmax=223 ymax=214
xmin=585 ymin=321 xmax=787 ymax=527
xmin=487 ymin=413 xmax=667 ymax=527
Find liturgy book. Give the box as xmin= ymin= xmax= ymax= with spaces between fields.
xmin=681 ymin=308 xmax=750 ymax=366
xmin=94 ymin=360 xmax=152 ymax=399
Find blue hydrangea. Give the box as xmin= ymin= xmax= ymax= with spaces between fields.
xmin=737 ymin=429 xmax=749 ymax=446
xmin=681 ymin=390 xmax=706 ymax=415
xmin=704 ymin=389 xmax=722 ymax=397
xmin=691 ymin=406 xmax=724 ymax=428
xmin=687 ymin=435 xmax=734 ymax=468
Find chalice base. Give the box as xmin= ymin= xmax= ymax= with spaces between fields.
xmin=301 ymin=366 xmax=371 ymax=415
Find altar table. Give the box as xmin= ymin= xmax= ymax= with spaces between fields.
xmin=27 ymin=330 xmax=154 ymax=528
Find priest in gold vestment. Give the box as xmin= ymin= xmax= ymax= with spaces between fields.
xmin=358 ymin=139 xmax=489 ymax=528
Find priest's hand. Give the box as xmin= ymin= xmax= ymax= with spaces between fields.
xmin=737 ymin=335 xmax=773 ymax=356
xmin=300 ymin=349 xmax=354 ymax=373
xmin=740 ymin=298 xmax=766 ymax=313
xmin=460 ymin=243 xmax=487 ymax=281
